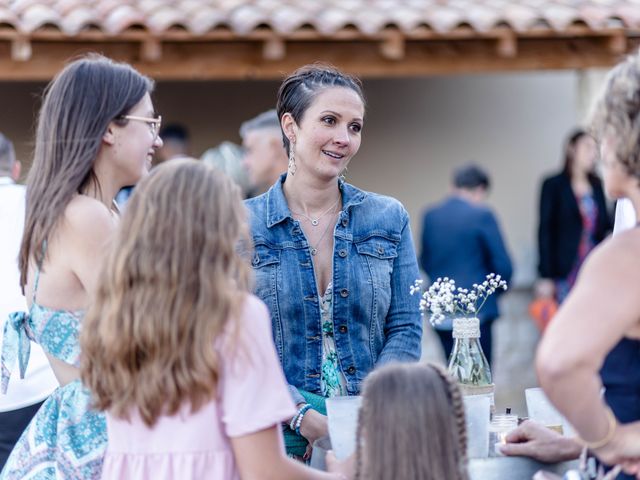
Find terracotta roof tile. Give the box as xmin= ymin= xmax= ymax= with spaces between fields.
xmin=0 ymin=7 xmax=19 ymax=27
xmin=59 ymin=6 xmax=96 ymax=34
xmin=20 ymin=4 xmax=61 ymax=33
xmin=269 ymin=5 xmax=314 ymax=34
xmin=428 ymin=6 xmax=465 ymax=33
xmin=146 ymin=7 xmax=189 ymax=34
xmin=502 ymin=4 xmax=542 ymax=32
xmin=615 ymin=4 xmax=640 ymax=27
xmin=184 ymin=7 xmax=227 ymax=35
xmin=316 ymin=8 xmax=354 ymax=35
xmin=102 ymin=4 xmax=146 ymax=35
xmin=3 ymin=1 xmax=638 ymax=37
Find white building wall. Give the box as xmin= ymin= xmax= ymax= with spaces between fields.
xmin=2 ymin=69 xmax=606 ymax=287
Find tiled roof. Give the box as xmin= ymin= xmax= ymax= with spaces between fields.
xmin=2 ymin=0 xmax=639 ymax=37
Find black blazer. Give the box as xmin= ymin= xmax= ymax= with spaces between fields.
xmin=538 ymin=172 xmax=612 ymax=279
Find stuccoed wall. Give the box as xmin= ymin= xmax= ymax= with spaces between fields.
xmin=2 ymin=69 xmax=606 ymax=288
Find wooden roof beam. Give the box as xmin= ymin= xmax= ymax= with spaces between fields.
xmin=380 ymin=31 xmax=405 ymax=60
xmin=263 ymin=36 xmax=285 ymax=60
xmin=496 ymin=31 xmax=517 ymax=58
xmin=11 ymin=36 xmax=31 ymax=61
xmin=141 ymin=38 xmax=162 ymax=62
xmin=607 ymin=31 xmax=627 ymax=54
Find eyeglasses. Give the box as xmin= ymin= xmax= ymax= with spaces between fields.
xmin=120 ymin=114 xmax=162 ymax=139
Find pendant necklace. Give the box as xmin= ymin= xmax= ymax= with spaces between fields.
xmin=308 ymin=211 xmax=338 ymax=256
xmin=291 ymin=197 xmax=340 ymax=227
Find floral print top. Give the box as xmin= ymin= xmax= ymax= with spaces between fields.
xmin=319 ymin=283 xmax=348 ymax=397
xmin=555 ymin=193 xmax=598 ymax=303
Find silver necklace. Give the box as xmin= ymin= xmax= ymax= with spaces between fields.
xmin=290 ymin=197 xmax=340 ymax=227
xmin=308 ymin=211 xmax=338 ymax=256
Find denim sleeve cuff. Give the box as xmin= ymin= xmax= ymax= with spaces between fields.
xmin=288 ymin=384 xmax=305 ymax=405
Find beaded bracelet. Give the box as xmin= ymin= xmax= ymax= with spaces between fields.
xmin=290 ymin=403 xmax=312 ymax=432
xmin=294 ymin=404 xmax=313 ymax=436
xmin=580 ymin=406 xmax=618 ymax=450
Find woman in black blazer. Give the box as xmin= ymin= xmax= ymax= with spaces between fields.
xmin=538 ymin=128 xmax=612 ymax=303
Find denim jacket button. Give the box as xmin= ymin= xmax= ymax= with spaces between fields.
xmin=340 ymin=288 xmax=349 ymax=298
xmin=339 ymin=325 xmax=348 ymax=333
xmin=341 ymin=218 xmax=348 ymax=227
xmin=347 ymin=366 xmax=356 ymax=374
xmin=338 ymin=249 xmax=347 ymax=258
xmin=252 ymin=255 xmax=259 ymax=266
xmin=377 ymin=246 xmax=384 ymax=255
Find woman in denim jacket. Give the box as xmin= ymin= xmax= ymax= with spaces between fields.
xmin=245 ymin=65 xmax=422 ymax=458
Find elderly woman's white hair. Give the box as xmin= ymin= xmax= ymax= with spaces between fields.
xmin=200 ymin=141 xmax=250 ymax=196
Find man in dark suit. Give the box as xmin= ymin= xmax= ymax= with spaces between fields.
xmin=419 ymin=164 xmax=513 ymax=365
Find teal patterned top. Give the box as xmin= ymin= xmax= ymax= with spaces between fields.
xmin=319 ymin=283 xmax=348 ymax=397
xmin=2 ymin=263 xmax=83 ymax=393
xmin=0 ymin=247 xmax=107 ymax=479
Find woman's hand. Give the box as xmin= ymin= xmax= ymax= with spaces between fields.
xmin=500 ymin=420 xmax=581 ymax=463
xmin=299 ymin=409 xmax=329 ymax=448
xmin=534 ymin=279 xmax=555 ymax=299
xmin=326 ymin=451 xmax=354 ymax=480
xmin=593 ymin=421 xmax=640 ymax=468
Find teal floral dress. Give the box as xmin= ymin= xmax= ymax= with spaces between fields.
xmin=1 ymin=261 xmax=106 ymax=479
xmin=319 ymin=283 xmax=348 ymax=397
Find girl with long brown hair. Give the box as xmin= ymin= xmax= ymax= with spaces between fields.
xmin=328 ymin=362 xmax=469 ymax=480
xmin=81 ymin=159 xmax=343 ymax=480
xmin=0 ymin=54 xmax=162 ymax=478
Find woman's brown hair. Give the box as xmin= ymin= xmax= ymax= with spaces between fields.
xmin=18 ymin=54 xmax=153 ymax=290
xmin=562 ymin=128 xmax=596 ymax=179
xmin=80 ymin=159 xmax=252 ymax=427
xmin=276 ymin=63 xmax=365 ymax=156
xmin=354 ymin=362 xmax=469 ymax=480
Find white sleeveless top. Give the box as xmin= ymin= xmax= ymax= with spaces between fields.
xmin=0 ymin=178 xmax=58 ymax=411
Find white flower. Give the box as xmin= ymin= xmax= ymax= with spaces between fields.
xmin=412 ymin=273 xmax=508 ymax=326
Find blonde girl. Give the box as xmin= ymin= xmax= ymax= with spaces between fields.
xmin=81 ymin=159 xmax=343 ymax=480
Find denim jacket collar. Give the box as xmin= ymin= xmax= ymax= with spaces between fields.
xmin=266 ymin=173 xmax=367 ymax=228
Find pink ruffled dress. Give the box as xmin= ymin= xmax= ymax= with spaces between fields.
xmin=100 ymin=295 xmax=296 ymax=480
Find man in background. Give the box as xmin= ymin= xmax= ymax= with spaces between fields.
xmin=155 ymin=123 xmax=191 ymax=165
xmin=419 ymin=163 xmax=513 ymax=365
xmin=0 ymin=133 xmax=57 ymax=469
xmin=239 ymin=109 xmax=287 ymax=196
xmin=116 ymin=123 xmax=191 ymax=208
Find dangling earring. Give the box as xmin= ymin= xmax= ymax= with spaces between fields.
xmin=288 ymin=140 xmax=297 ymax=176
xmin=340 ymin=165 xmax=348 ymax=181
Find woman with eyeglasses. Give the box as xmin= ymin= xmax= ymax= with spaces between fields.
xmin=0 ymin=54 xmax=162 ymax=479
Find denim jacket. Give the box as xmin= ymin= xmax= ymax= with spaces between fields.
xmin=245 ymin=175 xmax=422 ymax=405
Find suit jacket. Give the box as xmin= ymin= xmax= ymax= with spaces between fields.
xmin=419 ymin=196 xmax=513 ymax=329
xmin=537 ymin=172 xmax=611 ymax=279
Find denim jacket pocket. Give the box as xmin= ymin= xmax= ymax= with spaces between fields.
xmin=354 ymin=235 xmax=398 ymax=293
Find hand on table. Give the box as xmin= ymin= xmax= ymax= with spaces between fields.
xmin=500 ymin=420 xmax=582 ymax=463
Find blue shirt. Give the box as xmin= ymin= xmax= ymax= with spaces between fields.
xmin=420 ymin=195 xmax=513 ymax=330
xmin=245 ymin=175 xmax=422 ymax=404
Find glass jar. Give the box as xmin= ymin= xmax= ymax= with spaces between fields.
xmin=448 ymin=317 xmax=494 ymax=409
